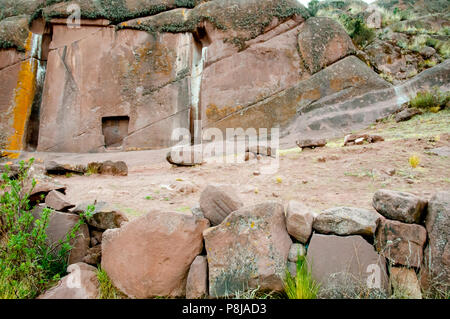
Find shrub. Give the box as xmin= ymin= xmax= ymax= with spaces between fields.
xmin=284 ymin=256 xmax=320 ymax=299
xmin=339 ymin=14 xmax=375 ymax=47
xmin=307 ymin=0 xmax=320 ymax=17
xmin=409 ymin=87 xmax=449 ymax=111
xmin=0 ymin=159 xmax=93 ymax=299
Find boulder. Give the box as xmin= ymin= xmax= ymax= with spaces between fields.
xmin=296 ymin=138 xmax=327 ymax=149
xmin=288 ymin=243 xmax=306 ymax=263
xmin=390 ymin=267 xmax=422 ymax=299
xmin=297 ymin=17 xmax=356 ymax=74
xmin=97 ymin=161 xmax=128 ymax=176
xmin=72 ymin=201 xmax=128 ymax=230
xmin=186 ymin=256 xmax=208 ymax=299
xmin=375 ymin=218 xmax=427 ymax=268
xmin=199 ymin=184 xmax=244 ymax=226
xmin=101 ymin=210 xmax=209 ymax=298
xmin=420 ymin=46 xmax=436 ymax=58
xmin=45 ymin=190 xmax=75 ymax=212
xmin=32 ymin=206 xmax=90 ymax=265
xmin=372 ymin=189 xmax=427 ymax=224
xmin=29 ymin=181 xmax=67 ymax=204
xmin=38 ymin=263 xmax=99 ymax=299
xmin=365 ymin=40 xmax=406 ymax=75
xmin=306 ymin=234 xmax=389 ymax=297
xmin=285 ymin=200 xmax=314 ymax=243
xmin=203 ymin=202 xmax=292 ymax=297
xmin=45 ymin=160 xmax=86 ymax=174
xmin=395 ymin=108 xmax=423 ymax=122
xmin=83 ymin=245 xmax=102 ymax=266
xmin=420 ymin=191 xmax=450 ymax=293
xmin=313 ymin=207 xmax=380 ymax=237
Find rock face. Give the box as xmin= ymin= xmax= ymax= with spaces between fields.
xmin=199 ymin=184 xmax=244 ymax=226
xmin=186 ymin=256 xmax=208 ymax=299
xmin=38 ymin=263 xmax=99 ymax=299
xmin=306 ymin=234 xmax=389 ymax=296
xmin=285 ymin=200 xmax=314 ymax=243
xmin=204 ymin=202 xmax=292 ymax=297
xmin=421 ymin=192 xmax=450 ymax=292
xmin=372 ymin=189 xmax=427 ymax=224
xmin=297 ymin=17 xmax=355 ymax=74
xmin=375 ymin=218 xmax=427 ymax=268
xmin=32 ymin=206 xmax=90 ymax=265
xmin=313 ymin=207 xmax=380 ymax=237
xmin=101 ymin=210 xmax=209 ymax=298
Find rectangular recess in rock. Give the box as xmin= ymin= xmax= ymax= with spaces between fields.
xmin=102 ymin=116 xmax=129 ymax=149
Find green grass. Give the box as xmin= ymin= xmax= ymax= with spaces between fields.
xmin=97 ymin=268 xmax=125 ymax=299
xmin=410 ymin=88 xmax=449 ymax=111
xmin=283 ymin=256 xmax=320 ymax=299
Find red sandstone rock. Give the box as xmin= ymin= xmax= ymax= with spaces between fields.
xmin=38 ymin=263 xmax=99 ymax=299
xmin=375 ymin=218 xmax=427 ymax=268
xmin=204 ymin=202 xmax=292 ymax=297
xmin=45 ymin=190 xmax=75 ymax=212
xmin=101 ymin=210 xmax=210 ymax=298
xmin=285 ymin=200 xmax=314 ymax=244
xmin=199 ymin=184 xmax=244 ymax=226
xmin=186 ymin=256 xmax=208 ymax=299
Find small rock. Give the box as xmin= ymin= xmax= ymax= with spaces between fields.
xmin=171 ymin=181 xmax=198 ymax=194
xmin=45 ymin=190 xmax=75 ymax=212
xmin=246 ymin=145 xmax=276 ymax=157
xmin=90 ymin=230 xmax=103 ymax=246
xmin=37 ymin=263 xmax=99 ymax=299
xmin=419 ymin=46 xmax=436 ymax=58
xmin=372 ymin=189 xmax=427 ymax=224
xmin=191 ymin=205 xmax=205 ymax=220
xmin=296 ymin=138 xmax=327 ymax=149
xmin=390 ymin=267 xmax=422 ymax=299
xmin=313 ymin=207 xmax=380 ymax=237
xmin=355 ymin=138 xmax=365 ymax=145
xmin=97 ymin=161 xmax=128 ymax=176
xmin=286 ymin=201 xmax=314 ymax=244
xmin=375 ymin=218 xmax=427 ymax=268
xmin=253 ymin=170 xmax=261 ymax=176
xmin=199 ymin=184 xmax=244 ymax=226
xmin=72 ymin=201 xmax=128 ymax=230
xmin=166 ymin=147 xmax=203 ymax=166
xmin=29 ymin=181 xmax=66 ymax=204
xmin=186 ymin=256 xmax=208 ymax=299
xmin=288 ymin=243 xmax=306 ymax=262
xmin=245 ymin=152 xmax=257 ymax=161
xmin=344 ymin=134 xmax=384 ymax=146
xmin=395 ymin=108 xmax=422 ymax=122
xmin=427 ymin=146 xmax=450 ymax=157
xmin=82 ymin=245 xmax=102 ymax=266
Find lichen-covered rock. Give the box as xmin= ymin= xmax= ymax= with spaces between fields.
xmin=186 ymin=255 xmax=208 ymax=299
xmin=420 ymin=191 xmax=450 ymax=293
xmin=38 ymin=262 xmax=99 ymax=299
xmin=372 ymin=189 xmax=427 ymax=224
xmin=101 ymin=210 xmax=209 ymax=298
xmin=204 ymin=202 xmax=292 ymax=297
xmin=306 ymin=234 xmax=389 ymax=296
xmin=288 ymin=243 xmax=306 ymax=263
xmin=0 ymin=15 xmax=30 ymax=51
xmin=297 ymin=17 xmax=356 ymax=74
xmin=375 ymin=218 xmax=427 ymax=268
xmin=365 ymin=40 xmax=406 ymax=76
xmin=199 ymin=184 xmax=244 ymax=226
xmin=97 ymin=160 xmax=128 ymax=176
xmin=313 ymin=207 xmax=380 ymax=237
xmin=285 ymin=200 xmax=314 ymax=243
xmin=82 ymin=245 xmax=102 ymax=266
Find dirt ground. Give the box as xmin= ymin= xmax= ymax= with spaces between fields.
xmin=12 ymin=109 xmax=450 ymax=220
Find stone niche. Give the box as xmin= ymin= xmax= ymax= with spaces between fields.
xmin=36 ymin=19 xmax=195 ymax=153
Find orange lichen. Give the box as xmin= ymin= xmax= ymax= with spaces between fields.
xmin=5 ymin=32 xmax=37 ymax=159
